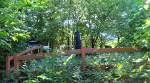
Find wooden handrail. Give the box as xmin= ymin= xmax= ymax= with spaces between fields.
xmin=16 ymin=46 xmax=43 ymax=56
xmin=80 ymin=48 xmax=149 ymax=72
xmin=14 ymin=54 xmax=45 ymax=61
xmin=67 ymin=49 xmax=81 ymax=55
xmin=66 ymin=48 xmax=148 ymax=55
xmin=86 ymin=48 xmax=145 ymax=53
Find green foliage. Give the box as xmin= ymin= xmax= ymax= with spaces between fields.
xmin=0 ymin=0 xmax=30 ymax=56
xmin=16 ymin=52 xmax=150 ymax=83
xmin=19 ymin=55 xmax=82 ymax=83
xmin=0 ymin=0 xmax=150 ymax=81
xmin=1 ymin=0 xmax=149 ymax=50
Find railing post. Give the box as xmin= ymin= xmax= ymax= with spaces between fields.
xmin=6 ymin=56 xmax=10 ymax=79
xmin=6 ymin=56 xmax=14 ymax=79
xmin=81 ymin=48 xmax=86 ymax=71
xmin=14 ymin=56 xmax=20 ymax=78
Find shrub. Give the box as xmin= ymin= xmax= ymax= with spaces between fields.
xmin=17 ymin=52 xmax=150 ymax=83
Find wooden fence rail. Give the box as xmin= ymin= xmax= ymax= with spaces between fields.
xmin=6 ymin=47 xmax=149 ymax=79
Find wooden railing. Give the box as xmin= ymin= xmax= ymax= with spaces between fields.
xmin=6 ymin=46 xmax=44 ymax=79
xmin=6 ymin=47 xmax=149 ymax=79
xmin=80 ymin=48 xmax=149 ymax=71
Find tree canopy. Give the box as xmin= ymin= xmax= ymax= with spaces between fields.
xmin=0 ymin=0 xmax=149 ymax=55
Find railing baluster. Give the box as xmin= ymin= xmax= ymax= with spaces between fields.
xmin=81 ymin=48 xmax=87 ymax=71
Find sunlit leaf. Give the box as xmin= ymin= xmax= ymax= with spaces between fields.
xmin=117 ymin=63 xmax=123 ymax=70
xmin=37 ymin=74 xmax=52 ymax=80
xmin=145 ymin=19 xmax=150 ymax=26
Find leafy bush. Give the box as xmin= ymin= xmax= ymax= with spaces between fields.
xmin=0 ymin=31 xmax=29 ymax=71
xmin=16 ymin=52 xmax=150 ymax=83
xmin=19 ymin=55 xmax=82 ymax=83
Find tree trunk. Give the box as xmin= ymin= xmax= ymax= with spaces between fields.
xmin=91 ymin=36 xmax=95 ymax=48
xmin=91 ymin=36 xmax=98 ymax=48
xmin=117 ymin=35 xmax=120 ymax=44
xmin=67 ymin=37 xmax=70 ymax=50
xmin=99 ymin=35 xmax=104 ymax=48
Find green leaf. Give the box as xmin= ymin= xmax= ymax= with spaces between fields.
xmin=117 ymin=63 xmax=123 ymax=70
xmin=0 ymin=31 xmax=8 ymax=38
xmin=12 ymin=36 xmax=18 ymax=41
xmin=37 ymin=74 xmax=52 ymax=80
